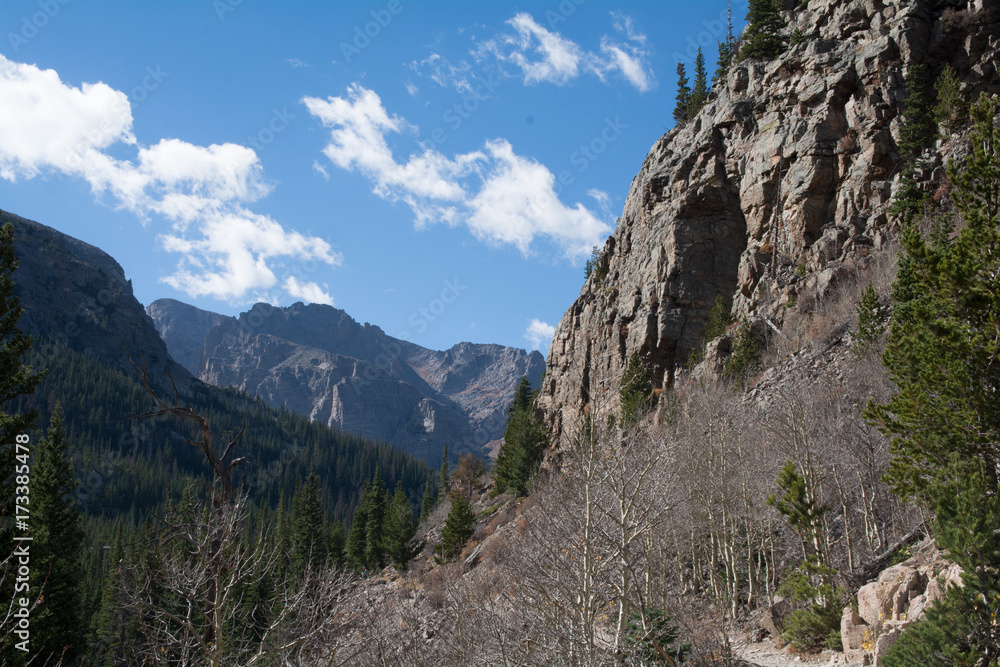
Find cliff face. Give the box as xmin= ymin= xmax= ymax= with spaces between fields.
xmin=149 ymin=299 xmax=545 ymax=465
xmin=3 ymin=209 xmax=190 ymax=389
xmin=537 ymin=0 xmax=1000 ymax=445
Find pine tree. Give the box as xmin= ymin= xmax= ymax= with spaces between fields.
xmin=436 ymin=495 xmax=475 ymax=562
xmin=619 ymin=354 xmax=654 ymax=426
xmin=854 ymin=282 xmax=887 ymax=354
xmin=713 ymin=5 xmax=736 ymax=86
xmin=29 ymin=407 xmax=84 ymax=663
xmin=364 ymin=469 xmax=387 ymax=570
xmin=328 ymin=520 xmax=346 ymax=566
xmin=673 ymin=63 xmax=691 ymax=124
xmin=704 ymin=294 xmax=733 ymax=340
xmin=869 ymin=95 xmax=1000 ymax=661
xmin=346 ymin=482 xmax=370 ymax=571
xmin=739 ymin=0 xmax=786 ymax=61
xmin=868 ymin=94 xmax=1000 ymax=506
xmin=437 ymin=444 xmax=450 ymax=504
xmin=382 ymin=482 xmax=418 ymax=569
xmin=90 ymin=524 xmax=138 ymax=666
xmin=419 ymin=478 xmax=435 ymax=522
xmin=690 ymin=47 xmax=709 ymax=116
xmin=291 ymin=470 xmax=328 ymax=574
xmin=0 ymin=221 xmax=45 ymax=663
xmin=494 ymin=377 xmax=547 ymax=497
xmin=933 ymin=64 xmax=965 ymax=135
xmin=890 ymin=65 xmax=937 ymax=223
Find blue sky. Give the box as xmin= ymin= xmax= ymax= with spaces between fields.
xmin=0 ymin=0 xmax=744 ymax=353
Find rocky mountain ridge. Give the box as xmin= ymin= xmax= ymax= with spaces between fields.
xmin=148 ymin=299 xmax=545 ymax=465
xmin=2 ymin=209 xmax=189 ymax=390
xmin=537 ymin=0 xmax=1000 ymax=448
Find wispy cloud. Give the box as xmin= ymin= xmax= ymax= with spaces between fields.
xmin=304 ymin=84 xmax=612 ymax=259
xmin=525 ymin=318 xmax=555 ymax=351
xmin=0 ymin=55 xmax=340 ymax=303
xmin=473 ymin=12 xmax=655 ymax=92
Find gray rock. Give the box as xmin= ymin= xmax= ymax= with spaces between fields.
xmin=150 ymin=299 xmax=544 ymax=465
xmin=537 ymin=0 xmax=1000 ymax=448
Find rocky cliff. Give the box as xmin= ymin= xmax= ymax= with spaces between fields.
xmin=3 ymin=209 xmax=189 ymax=389
xmin=148 ymin=299 xmax=545 ymax=465
xmin=537 ymin=0 xmax=1000 ymax=446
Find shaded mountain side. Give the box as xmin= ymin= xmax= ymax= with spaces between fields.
xmin=536 ymin=0 xmax=1000 ymax=448
xmin=148 ymin=299 xmax=545 ymax=466
xmin=1 ymin=208 xmax=433 ymax=521
xmin=145 ymin=297 xmax=230 ymax=374
xmin=2 ymin=209 xmax=187 ymax=391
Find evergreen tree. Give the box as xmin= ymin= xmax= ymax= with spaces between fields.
xmin=364 ymin=468 xmax=387 ymax=570
xmin=0 ymin=221 xmax=44 ymax=663
xmin=890 ymin=65 xmax=937 ymax=223
xmin=619 ymin=354 xmax=654 ymax=426
xmin=704 ymin=294 xmax=733 ymax=340
xmin=933 ymin=64 xmax=965 ymax=135
xmin=291 ymin=470 xmax=328 ymax=574
xmin=328 ymin=520 xmax=346 ymax=567
xmin=494 ymin=377 xmax=548 ymax=497
xmin=854 ymin=282 xmax=887 ymax=354
xmin=722 ymin=318 xmax=762 ymax=386
xmin=868 ymin=95 xmax=1000 ymax=662
xmin=419 ymin=478 xmax=435 ymax=522
xmin=383 ymin=482 xmax=418 ymax=569
xmin=30 ymin=407 xmax=84 ymax=663
xmin=346 ymin=482 xmax=370 ymax=571
xmin=713 ymin=5 xmax=736 ymax=86
xmin=436 ymin=495 xmax=475 ymax=562
xmin=739 ymin=0 xmax=786 ymax=61
xmin=868 ymin=94 xmax=1000 ymax=506
xmin=673 ymin=63 xmax=691 ymax=124
xmin=437 ymin=444 xmax=450 ymax=504
xmin=90 ymin=524 xmax=132 ymax=666
xmin=690 ymin=47 xmax=709 ymax=116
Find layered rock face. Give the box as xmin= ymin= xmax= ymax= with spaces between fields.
xmin=149 ymin=300 xmax=544 ymax=465
xmin=537 ymin=0 xmax=1000 ymax=446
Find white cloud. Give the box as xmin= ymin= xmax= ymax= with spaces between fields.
xmin=0 ymin=54 xmax=340 ymax=304
xmin=596 ymin=39 xmax=653 ymax=92
xmin=287 ymin=58 xmax=309 ymax=68
xmin=408 ymin=53 xmax=474 ymax=94
xmin=283 ymin=275 xmax=334 ymax=306
xmin=473 ymin=12 xmax=655 ymax=92
xmin=404 ymin=81 xmax=419 ymax=96
xmin=525 ymin=319 xmax=556 ymax=351
xmin=312 ymin=160 xmax=330 ymax=181
xmin=502 ymin=13 xmax=582 ymax=85
xmin=304 ymin=85 xmax=612 ymax=259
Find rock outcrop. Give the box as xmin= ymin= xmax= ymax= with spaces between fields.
xmin=537 ymin=0 xmax=1000 ymax=447
xmin=148 ymin=299 xmax=545 ymax=465
xmin=841 ymin=539 xmax=964 ymax=666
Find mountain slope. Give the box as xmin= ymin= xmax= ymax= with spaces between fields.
xmin=1 ymin=208 xmax=433 ymax=520
xmin=147 ymin=300 xmax=545 ymax=465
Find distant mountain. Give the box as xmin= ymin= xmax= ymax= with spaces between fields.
xmin=0 ymin=207 xmax=435 ymax=536
xmin=148 ymin=299 xmax=545 ymax=465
